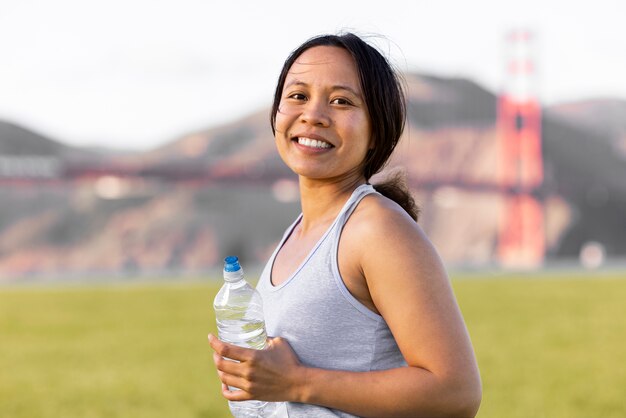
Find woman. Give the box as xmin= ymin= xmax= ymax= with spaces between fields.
xmin=209 ymin=32 xmax=482 ymax=417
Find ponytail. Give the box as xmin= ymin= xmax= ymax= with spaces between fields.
xmin=371 ymin=169 xmax=419 ymax=221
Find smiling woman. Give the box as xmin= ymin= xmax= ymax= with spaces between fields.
xmin=209 ymin=32 xmax=482 ymax=418
xmin=272 ymin=46 xmax=372 ymax=184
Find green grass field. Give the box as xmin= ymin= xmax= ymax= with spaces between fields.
xmin=1 ymin=273 xmax=625 ymax=418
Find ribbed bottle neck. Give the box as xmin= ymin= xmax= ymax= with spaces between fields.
xmin=223 ymin=269 xmax=244 ymax=283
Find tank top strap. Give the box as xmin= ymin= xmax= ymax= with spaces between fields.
xmin=332 ymin=183 xmax=378 ymax=232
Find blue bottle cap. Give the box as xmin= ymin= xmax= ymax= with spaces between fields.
xmin=224 ymin=256 xmax=241 ymax=272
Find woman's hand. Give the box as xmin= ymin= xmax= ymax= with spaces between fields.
xmin=208 ymin=334 xmax=306 ymax=403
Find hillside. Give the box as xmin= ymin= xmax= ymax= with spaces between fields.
xmin=547 ymin=99 xmax=626 ymax=156
xmin=0 ymin=121 xmax=68 ymax=156
xmin=1 ymin=76 xmax=625 ymax=278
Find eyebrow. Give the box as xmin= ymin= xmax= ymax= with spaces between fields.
xmin=284 ymin=79 xmax=363 ymax=99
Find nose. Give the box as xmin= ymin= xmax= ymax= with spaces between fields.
xmin=300 ymin=99 xmax=331 ymax=127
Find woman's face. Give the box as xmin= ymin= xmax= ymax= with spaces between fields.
xmin=274 ymin=46 xmax=371 ymax=183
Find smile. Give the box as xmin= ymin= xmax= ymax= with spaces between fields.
xmin=297 ymin=137 xmax=332 ymax=149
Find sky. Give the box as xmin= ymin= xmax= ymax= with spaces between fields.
xmin=1 ymin=0 xmax=625 ymax=151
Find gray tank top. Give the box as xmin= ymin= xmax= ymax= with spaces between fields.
xmin=256 ymin=184 xmax=407 ymax=418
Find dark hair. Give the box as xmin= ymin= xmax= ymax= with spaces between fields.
xmin=270 ymin=32 xmax=419 ymax=221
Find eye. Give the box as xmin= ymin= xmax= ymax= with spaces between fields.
xmin=287 ymin=93 xmax=307 ymax=101
xmin=330 ymin=97 xmax=352 ymax=106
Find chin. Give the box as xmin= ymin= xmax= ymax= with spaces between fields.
xmin=283 ymin=162 xmax=324 ymax=178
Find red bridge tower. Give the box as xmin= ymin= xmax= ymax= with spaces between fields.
xmin=497 ymin=29 xmax=545 ymax=268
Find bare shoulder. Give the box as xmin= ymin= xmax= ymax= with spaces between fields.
xmin=347 ymin=192 xmax=429 ymax=249
xmin=345 ymin=192 xmax=480 ymax=400
xmin=344 ymin=192 xmax=447 ymax=287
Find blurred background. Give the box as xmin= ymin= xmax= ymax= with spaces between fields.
xmin=1 ymin=1 xmax=625 ymax=417
xmin=1 ymin=0 xmax=624 ymax=280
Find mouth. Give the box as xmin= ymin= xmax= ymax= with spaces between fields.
xmin=293 ymin=136 xmax=333 ymax=149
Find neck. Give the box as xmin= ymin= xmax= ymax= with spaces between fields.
xmin=297 ymin=176 xmax=366 ymax=234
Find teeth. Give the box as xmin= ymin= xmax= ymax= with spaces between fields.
xmin=297 ymin=137 xmax=331 ymax=149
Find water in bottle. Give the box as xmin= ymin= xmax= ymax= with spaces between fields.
xmin=214 ymin=256 xmax=274 ymax=418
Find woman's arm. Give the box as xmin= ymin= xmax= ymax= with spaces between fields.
xmin=210 ymin=334 xmax=479 ymax=417
xmin=209 ymin=196 xmax=481 ymax=417
xmin=302 ymin=195 xmax=482 ymax=416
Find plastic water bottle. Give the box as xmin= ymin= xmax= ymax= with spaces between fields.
xmin=214 ymin=256 xmax=273 ymax=418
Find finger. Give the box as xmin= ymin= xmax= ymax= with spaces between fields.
xmin=224 ymin=391 xmax=253 ymax=402
xmin=266 ymin=336 xmax=282 ymax=348
xmin=215 ymin=368 xmax=241 ymax=389
xmin=208 ymin=334 xmax=251 ymax=361
xmin=209 ymin=334 xmax=246 ymax=360
xmin=213 ymin=352 xmax=244 ymax=376
xmin=267 ymin=336 xmax=291 ymax=351
xmin=219 ymin=374 xmax=253 ymax=400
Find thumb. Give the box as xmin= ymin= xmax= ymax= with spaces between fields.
xmin=266 ymin=336 xmax=296 ymax=354
xmin=267 ymin=336 xmax=285 ymax=346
